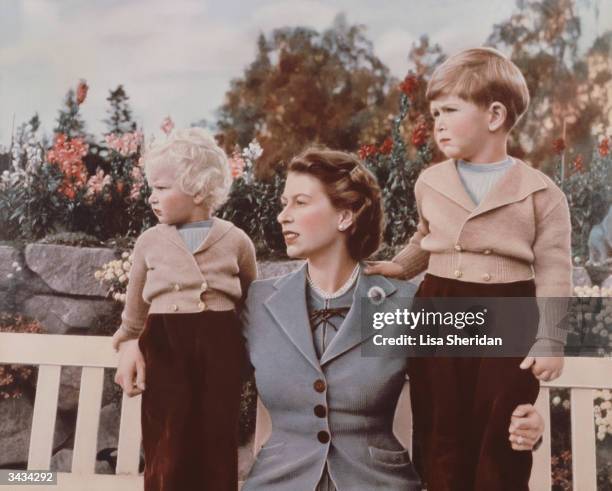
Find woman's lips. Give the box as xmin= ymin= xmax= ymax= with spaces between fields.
xmin=283 ymin=231 xmax=299 ymax=245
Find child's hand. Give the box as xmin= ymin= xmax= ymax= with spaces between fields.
xmin=114 ymin=339 xmax=146 ymax=397
xmin=363 ymin=261 xmax=405 ymax=278
xmin=111 ymin=329 xmax=132 ymax=352
xmin=520 ymin=339 xmax=564 ymax=381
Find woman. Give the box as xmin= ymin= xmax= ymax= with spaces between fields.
xmin=116 ymin=147 xmax=544 ymax=490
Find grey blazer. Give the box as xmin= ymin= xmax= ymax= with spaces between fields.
xmin=242 ymin=264 xmax=421 ymax=491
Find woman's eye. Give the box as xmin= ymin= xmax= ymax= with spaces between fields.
xmin=296 ymin=200 xmax=307 ymax=206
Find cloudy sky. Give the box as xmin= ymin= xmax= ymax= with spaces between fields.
xmin=1 ymin=0 xmax=610 ymax=146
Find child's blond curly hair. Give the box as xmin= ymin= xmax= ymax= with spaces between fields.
xmin=144 ymin=127 xmax=231 ymax=211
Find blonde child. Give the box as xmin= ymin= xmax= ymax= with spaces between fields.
xmin=112 ymin=128 xmax=257 ymax=491
xmin=366 ymin=47 xmax=571 ymax=490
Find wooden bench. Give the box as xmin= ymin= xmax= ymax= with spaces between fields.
xmin=1 ymin=332 xmax=610 ymax=490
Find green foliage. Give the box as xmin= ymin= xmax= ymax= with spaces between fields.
xmin=38 ymin=231 xmax=104 ymax=248
xmin=555 ymin=148 xmax=611 ymax=260
xmin=104 ymin=85 xmax=137 ymax=135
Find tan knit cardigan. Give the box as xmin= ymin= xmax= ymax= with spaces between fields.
xmin=392 ymin=158 xmax=572 ymax=342
xmin=116 ymin=218 xmax=257 ymax=339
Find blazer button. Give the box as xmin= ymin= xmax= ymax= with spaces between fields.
xmin=454 ymin=244 xmax=462 ymax=252
xmin=173 ymin=283 xmax=181 ymax=291
xmin=482 ymin=273 xmax=491 ymax=281
xmin=198 ymin=301 xmax=206 ymax=310
xmin=171 ymin=304 xmax=179 ymax=312
xmin=314 ymin=405 xmax=327 ymax=418
xmin=201 ymin=281 xmax=208 ymax=291
xmin=483 ymin=249 xmax=492 ymax=255
xmin=313 ymin=379 xmax=326 ymax=393
xmin=317 ymin=431 xmax=330 ymax=444
xmin=454 ymin=270 xmax=463 ymax=278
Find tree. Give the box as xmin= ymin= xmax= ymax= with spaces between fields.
xmin=104 ymin=85 xmax=136 ymax=135
xmin=486 ymin=0 xmax=611 ymax=172
xmin=216 ymin=15 xmax=397 ymax=175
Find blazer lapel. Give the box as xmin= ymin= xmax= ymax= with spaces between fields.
xmin=264 ymin=264 xmax=322 ymax=372
xmin=320 ymin=271 xmax=398 ymax=366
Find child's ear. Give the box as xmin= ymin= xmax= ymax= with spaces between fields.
xmin=193 ymin=192 xmax=206 ymax=206
xmin=488 ymin=102 xmax=507 ymax=132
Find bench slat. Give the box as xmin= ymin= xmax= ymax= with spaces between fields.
xmin=571 ymin=388 xmax=597 ymax=490
xmin=72 ymin=367 xmax=105 ymax=473
xmin=530 ymin=388 xmax=552 ymax=490
xmin=16 ymin=472 xmax=142 ymax=491
xmin=0 ymin=333 xmax=118 ymax=368
xmin=27 ymin=365 xmax=61 ymax=470
xmin=116 ymin=393 xmax=142 ymax=474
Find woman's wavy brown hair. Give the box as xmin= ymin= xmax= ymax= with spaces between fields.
xmin=287 ymin=146 xmax=384 ymax=261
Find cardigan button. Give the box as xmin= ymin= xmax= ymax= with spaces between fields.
xmin=454 ymin=270 xmax=463 ymax=278
xmin=454 ymin=244 xmax=462 ymax=252
xmin=173 ymin=283 xmax=181 ymax=292
xmin=171 ymin=304 xmax=179 ymax=312
xmin=314 ymin=405 xmax=327 ymax=418
xmin=317 ymin=431 xmax=330 ymax=444
xmin=483 ymin=249 xmax=492 ymax=255
xmin=313 ymin=379 xmax=326 ymax=393
xmin=201 ymin=281 xmax=208 ymax=291
xmin=482 ymin=273 xmax=491 ymax=281
xmin=198 ymin=301 xmax=206 ymax=310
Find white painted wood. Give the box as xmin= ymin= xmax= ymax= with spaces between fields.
xmin=72 ymin=367 xmax=104 ymax=473
xmin=570 ymin=388 xmax=597 ymax=491
xmin=27 ymin=364 xmax=61 ymax=470
xmin=544 ymin=357 xmax=612 ymax=389
xmin=393 ymin=380 xmax=413 ymax=454
xmin=253 ymin=398 xmax=272 ymax=455
xmin=116 ymin=392 xmax=142 ymax=474
xmin=530 ymin=388 xmax=552 ymax=490
xmin=16 ymin=472 xmax=142 ymax=491
xmin=0 ymin=333 xmax=118 ymax=367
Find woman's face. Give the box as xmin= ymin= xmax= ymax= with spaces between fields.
xmin=277 ymin=172 xmax=350 ymax=260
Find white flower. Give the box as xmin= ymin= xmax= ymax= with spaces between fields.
xmin=367 ymin=286 xmax=386 ymax=305
xmin=6 ymin=273 xmax=14 ymax=279
xmin=552 ymin=396 xmax=561 ymax=406
xmin=11 ymin=262 xmax=19 ymax=268
xmin=15 ymin=266 xmax=21 ymax=272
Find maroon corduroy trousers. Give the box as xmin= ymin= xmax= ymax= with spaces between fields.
xmin=138 ymin=310 xmax=245 ymax=491
xmin=408 ymin=274 xmax=540 ymax=491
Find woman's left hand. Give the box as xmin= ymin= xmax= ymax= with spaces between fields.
xmin=508 ymin=404 xmax=544 ymax=451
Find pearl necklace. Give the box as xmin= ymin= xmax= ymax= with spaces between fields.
xmin=306 ymin=264 xmax=360 ymax=300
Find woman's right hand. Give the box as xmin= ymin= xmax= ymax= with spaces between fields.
xmin=364 ymin=261 xmax=405 ymax=278
xmin=114 ymin=339 xmax=146 ymax=397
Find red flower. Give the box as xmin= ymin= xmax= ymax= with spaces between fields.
xmin=599 ymin=137 xmax=609 ymax=157
xmin=116 ymin=180 xmax=125 ymax=194
xmin=358 ymin=144 xmax=378 ymax=160
xmin=552 ymin=138 xmax=566 ymax=155
xmin=379 ymin=137 xmax=393 ymax=155
xmin=411 ymin=119 xmax=430 ymax=148
xmin=399 ymin=74 xmax=419 ymax=97
xmin=76 ymin=79 xmax=88 ymax=105
xmin=572 ymin=154 xmax=584 ymax=173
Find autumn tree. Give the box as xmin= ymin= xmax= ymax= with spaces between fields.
xmin=486 ymin=0 xmax=611 ymax=172
xmin=216 ymin=15 xmax=397 ymax=175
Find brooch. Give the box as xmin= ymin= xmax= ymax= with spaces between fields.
xmin=367 ymin=286 xmax=386 ymax=305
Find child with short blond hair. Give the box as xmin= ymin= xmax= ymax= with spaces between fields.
xmin=366 ymin=47 xmax=571 ymax=490
xmin=112 ymin=127 xmax=257 ymax=491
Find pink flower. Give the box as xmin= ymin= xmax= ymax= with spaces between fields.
xmin=76 ymin=79 xmax=89 ymax=105
xmin=161 ymin=116 xmax=174 ymax=135
xmin=85 ymin=167 xmax=112 ymax=201
xmin=105 ymin=131 xmax=143 ymax=157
